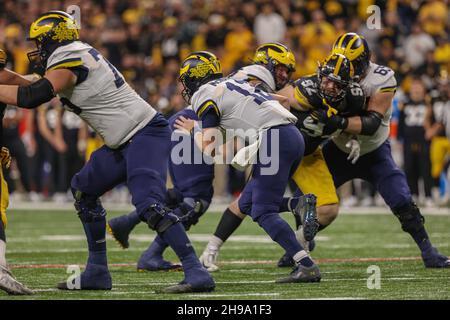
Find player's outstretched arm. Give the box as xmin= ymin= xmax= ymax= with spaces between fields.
xmin=343 ymin=91 xmax=394 ymax=135
xmin=0 ymin=69 xmax=33 ymax=87
xmin=0 ymin=68 xmax=76 ymax=108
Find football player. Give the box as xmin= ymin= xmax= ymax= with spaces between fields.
xmin=200 ymin=53 xmax=366 ymax=271
xmin=180 ymin=50 xmax=321 ymax=283
xmin=0 ymin=49 xmax=34 ymax=295
xmin=106 ymin=43 xmax=306 ymax=272
xmin=309 ymin=33 xmax=449 ymax=268
xmin=0 ymin=11 xmax=215 ymax=293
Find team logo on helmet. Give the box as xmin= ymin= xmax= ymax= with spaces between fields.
xmin=27 ymin=11 xmax=80 ymax=70
xmin=179 ymin=51 xmax=223 ymax=103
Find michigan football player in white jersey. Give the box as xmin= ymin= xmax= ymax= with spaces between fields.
xmin=0 ymin=11 xmax=215 ymax=293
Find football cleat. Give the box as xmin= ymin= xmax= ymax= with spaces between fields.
xmin=159 ymin=281 xmax=215 ymax=294
xmin=137 ymin=255 xmax=182 ymax=272
xmin=159 ymin=268 xmax=215 ymax=294
xmin=107 ymin=216 xmax=134 ymax=249
xmin=0 ymin=265 xmax=33 ymax=295
xmin=199 ymin=247 xmax=220 ymax=272
xmin=276 ymin=263 xmax=321 ymax=284
xmin=422 ymin=247 xmax=450 ymax=268
xmin=57 ymin=264 xmax=112 ymax=290
xmin=294 ymin=194 xmax=319 ymax=242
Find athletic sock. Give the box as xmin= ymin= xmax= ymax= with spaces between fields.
xmin=293 ymin=250 xmax=314 ymax=267
xmin=0 ymin=219 xmax=6 ymax=267
xmin=256 ymin=213 xmax=305 ymax=259
xmin=0 ymin=240 xmax=6 ymax=268
xmin=145 ymin=235 xmax=169 ymax=257
xmin=213 ymin=208 xmax=243 ymax=242
xmin=206 ymin=235 xmax=223 ymax=251
xmin=409 ymin=227 xmax=433 ymax=253
xmin=81 ymin=218 xmax=108 ymax=266
xmin=159 ymin=222 xmax=201 ymax=269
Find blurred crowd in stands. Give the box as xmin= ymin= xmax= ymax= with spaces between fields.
xmin=0 ymin=0 xmax=449 ymax=207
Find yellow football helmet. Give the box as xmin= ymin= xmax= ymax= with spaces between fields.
xmin=253 ymin=42 xmax=296 ymax=90
xmin=27 ymin=11 xmax=80 ymax=68
xmin=179 ymin=51 xmax=223 ymax=103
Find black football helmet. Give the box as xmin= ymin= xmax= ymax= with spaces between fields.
xmin=317 ymin=53 xmax=354 ymax=103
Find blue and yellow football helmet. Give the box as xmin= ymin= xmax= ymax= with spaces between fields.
xmin=332 ymin=32 xmax=370 ymax=80
xmin=253 ymin=42 xmax=296 ymax=90
xmin=27 ymin=10 xmax=80 ymax=68
xmin=179 ymin=51 xmax=223 ymax=103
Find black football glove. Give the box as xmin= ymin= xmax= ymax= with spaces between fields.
xmin=311 ymin=109 xmax=348 ymax=131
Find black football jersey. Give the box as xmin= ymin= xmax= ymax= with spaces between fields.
xmin=292 ymin=75 xmax=366 ymax=155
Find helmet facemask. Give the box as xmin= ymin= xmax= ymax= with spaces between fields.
xmin=317 ymin=64 xmax=351 ymax=103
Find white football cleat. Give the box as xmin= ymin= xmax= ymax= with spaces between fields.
xmin=0 ymin=265 xmax=33 ymax=295
xmin=199 ymin=247 xmax=220 ymax=272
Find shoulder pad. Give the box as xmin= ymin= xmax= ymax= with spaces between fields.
xmin=232 ymin=64 xmax=276 ymax=92
xmin=293 ymin=76 xmax=321 ymax=109
xmin=360 ymin=63 xmax=397 ymax=97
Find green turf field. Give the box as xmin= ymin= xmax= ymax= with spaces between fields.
xmin=1 ymin=209 xmax=449 ymax=300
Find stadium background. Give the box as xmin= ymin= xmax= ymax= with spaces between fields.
xmin=0 ymin=0 xmax=449 ymax=208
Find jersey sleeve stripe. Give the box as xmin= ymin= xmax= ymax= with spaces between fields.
xmin=294 ymin=86 xmax=313 ymax=109
xmin=47 ymin=58 xmax=83 ymax=71
xmin=197 ymin=100 xmax=220 ymax=118
xmin=378 ymin=86 xmax=397 ymax=93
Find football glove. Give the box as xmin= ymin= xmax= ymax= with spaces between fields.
xmin=311 ymin=109 xmax=348 ymax=131
xmin=345 ymin=138 xmax=360 ymax=164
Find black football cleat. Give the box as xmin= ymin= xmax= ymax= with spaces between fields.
xmin=422 ymin=247 xmax=450 ymax=268
xmin=294 ymin=194 xmax=319 ymax=242
xmin=276 ymin=263 xmax=321 ymax=284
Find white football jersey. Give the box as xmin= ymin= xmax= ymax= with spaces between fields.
xmin=333 ymin=62 xmax=397 ymax=155
xmin=231 ymin=64 xmax=276 ymax=92
xmin=46 ymin=41 xmax=156 ymax=149
xmin=191 ymin=78 xmax=296 ymax=142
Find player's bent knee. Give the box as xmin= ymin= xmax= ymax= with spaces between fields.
xmin=317 ymin=203 xmax=339 ymax=226
xmin=232 ymin=198 xmax=248 ymax=219
xmin=392 ymin=202 xmax=425 ymax=233
xmin=144 ymin=203 xmax=180 ymax=233
xmin=71 ymin=188 xmax=106 ymax=223
xmin=175 ymin=199 xmax=210 ymax=230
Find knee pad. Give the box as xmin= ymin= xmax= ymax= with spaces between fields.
xmin=72 ymin=188 xmax=106 ymax=223
xmin=145 ymin=203 xmax=180 ymax=233
xmin=175 ymin=199 xmax=209 ymax=231
xmin=392 ymin=202 xmax=425 ymax=233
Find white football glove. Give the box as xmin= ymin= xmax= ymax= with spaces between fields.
xmin=346 ymin=138 xmax=361 ymax=164
xmin=302 ymin=116 xmax=325 ymax=137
